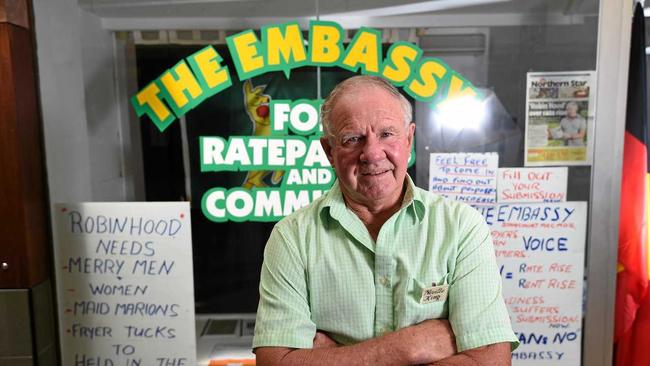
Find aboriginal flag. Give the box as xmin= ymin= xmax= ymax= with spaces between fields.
xmin=615 ymin=4 xmax=650 ymax=364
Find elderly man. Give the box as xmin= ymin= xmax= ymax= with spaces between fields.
xmin=559 ymin=101 xmax=587 ymax=146
xmin=253 ymin=76 xmax=517 ymax=365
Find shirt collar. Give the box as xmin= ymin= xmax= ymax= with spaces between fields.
xmin=320 ymin=175 xmax=425 ymax=224
xmin=402 ymin=175 xmax=426 ymax=223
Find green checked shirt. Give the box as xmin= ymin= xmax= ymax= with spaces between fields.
xmin=253 ymin=177 xmax=518 ymax=352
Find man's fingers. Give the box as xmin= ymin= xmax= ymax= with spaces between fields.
xmin=312 ymin=331 xmax=339 ymax=348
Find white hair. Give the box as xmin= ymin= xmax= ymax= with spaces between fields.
xmin=320 ymin=75 xmax=412 ymax=141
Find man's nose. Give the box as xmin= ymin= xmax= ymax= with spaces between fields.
xmin=360 ymin=134 xmax=385 ymax=163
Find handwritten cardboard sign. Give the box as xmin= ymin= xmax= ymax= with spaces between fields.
xmin=53 ymin=202 xmax=196 ymax=366
xmin=476 ymin=202 xmax=587 ymax=365
xmin=498 ymin=167 xmax=568 ymax=203
xmin=429 ymin=152 xmax=498 ymax=205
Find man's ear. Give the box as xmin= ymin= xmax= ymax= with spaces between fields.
xmin=320 ymin=137 xmax=335 ymax=165
xmin=406 ymin=122 xmax=415 ymax=150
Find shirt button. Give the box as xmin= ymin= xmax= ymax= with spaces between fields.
xmin=378 ymin=276 xmax=390 ymax=287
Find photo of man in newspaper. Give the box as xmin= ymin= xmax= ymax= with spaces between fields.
xmin=524 ymin=71 xmax=594 ymax=166
xmin=548 ymin=101 xmax=587 ymax=146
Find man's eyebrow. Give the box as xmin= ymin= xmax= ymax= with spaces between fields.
xmin=337 ymin=126 xmax=365 ymax=136
xmin=377 ymin=126 xmax=400 ymax=135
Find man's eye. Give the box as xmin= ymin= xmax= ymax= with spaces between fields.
xmin=342 ymin=136 xmax=362 ymax=145
xmin=380 ymin=131 xmax=395 ymax=138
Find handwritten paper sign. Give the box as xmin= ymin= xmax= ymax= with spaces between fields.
xmin=429 ymin=153 xmax=498 ymax=205
xmin=53 ymin=202 xmax=196 ymax=366
xmin=498 ymin=167 xmax=568 ymax=203
xmin=477 ymin=202 xmax=587 ymax=365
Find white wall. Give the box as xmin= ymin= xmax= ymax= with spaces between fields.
xmin=32 ymin=0 xmax=144 ymax=205
xmin=80 ymin=11 xmax=125 ymax=200
xmin=33 ymin=0 xmax=93 ymax=202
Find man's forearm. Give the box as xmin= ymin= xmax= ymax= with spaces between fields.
xmin=257 ymin=331 xmax=413 ymax=366
xmin=431 ymin=342 xmax=512 ymax=366
xmin=256 ymin=319 xmax=456 ymax=366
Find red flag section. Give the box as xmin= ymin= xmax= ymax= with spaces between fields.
xmin=615 ymin=132 xmax=648 ymax=340
xmin=614 ymin=3 xmax=650 ymax=365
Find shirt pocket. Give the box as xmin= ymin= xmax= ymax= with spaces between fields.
xmin=401 ymin=275 xmax=449 ymax=326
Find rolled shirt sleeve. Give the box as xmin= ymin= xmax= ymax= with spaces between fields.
xmin=253 ymin=226 xmax=316 ymax=349
xmin=448 ymin=206 xmax=519 ymax=352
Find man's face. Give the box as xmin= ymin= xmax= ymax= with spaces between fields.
xmin=566 ymin=104 xmax=578 ymax=118
xmin=320 ymin=86 xmax=415 ymax=208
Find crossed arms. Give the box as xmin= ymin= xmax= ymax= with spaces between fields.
xmin=255 ymin=319 xmax=511 ymax=366
xmin=255 ymin=208 xmax=515 ymax=365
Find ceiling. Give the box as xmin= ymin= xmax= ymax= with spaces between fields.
xmin=79 ymin=0 xmax=599 ymax=19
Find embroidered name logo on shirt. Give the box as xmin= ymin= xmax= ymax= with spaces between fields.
xmin=420 ymin=284 xmax=449 ymax=304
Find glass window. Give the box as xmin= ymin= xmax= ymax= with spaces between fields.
xmin=38 ymin=0 xmax=611 ymax=364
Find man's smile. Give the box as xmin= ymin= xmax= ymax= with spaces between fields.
xmin=361 ymin=169 xmax=391 ymax=176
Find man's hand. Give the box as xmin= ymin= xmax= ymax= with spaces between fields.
xmin=429 ymin=342 xmax=512 ymax=366
xmin=312 ymin=331 xmax=339 ymax=349
xmin=255 ymin=319 xmax=456 ymax=366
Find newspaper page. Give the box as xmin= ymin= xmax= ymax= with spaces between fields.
xmin=524 ymin=71 xmax=595 ymax=166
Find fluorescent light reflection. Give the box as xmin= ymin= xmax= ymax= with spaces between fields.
xmin=324 ymin=0 xmax=508 ymax=17
xmin=433 ymin=96 xmax=487 ymax=130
